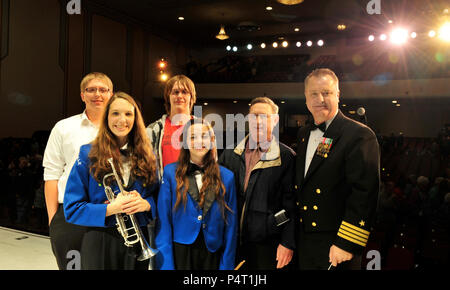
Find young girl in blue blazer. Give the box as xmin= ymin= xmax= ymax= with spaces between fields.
xmin=155 ymin=118 xmax=237 ymax=270
xmin=64 ymin=92 xmax=158 ymax=270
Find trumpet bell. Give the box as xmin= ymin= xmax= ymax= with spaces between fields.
xmin=137 ymin=246 xmax=158 ymax=261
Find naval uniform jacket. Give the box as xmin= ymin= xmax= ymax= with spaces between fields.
xmin=64 ymin=144 xmax=158 ymax=228
xmin=295 ymin=110 xmax=380 ymax=255
xmin=155 ymin=162 xmax=238 ymax=270
xmin=219 ymin=136 xmax=296 ymax=250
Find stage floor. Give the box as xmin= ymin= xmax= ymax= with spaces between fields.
xmin=0 ymin=226 xmax=58 ymax=270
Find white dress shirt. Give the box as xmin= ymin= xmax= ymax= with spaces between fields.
xmin=190 ymin=160 xmax=204 ymax=191
xmin=304 ymin=110 xmax=339 ymax=177
xmin=119 ymin=143 xmax=131 ymax=188
xmin=43 ymin=111 xmax=99 ymax=203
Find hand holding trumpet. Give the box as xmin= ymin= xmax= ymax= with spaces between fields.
xmin=106 ymin=190 xmax=151 ymax=216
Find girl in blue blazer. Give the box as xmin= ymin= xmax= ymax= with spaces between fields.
xmin=155 ymin=118 xmax=237 ymax=270
xmin=64 ymin=92 xmax=159 ymax=270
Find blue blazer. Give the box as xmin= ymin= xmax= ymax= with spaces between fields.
xmin=155 ymin=162 xmax=238 ymax=270
xmin=64 ymin=144 xmax=158 ymax=228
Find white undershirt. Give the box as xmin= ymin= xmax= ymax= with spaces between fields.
xmin=304 ymin=110 xmax=338 ymax=177
xmin=120 ymin=143 xmax=131 ymax=187
xmin=190 ymin=160 xmax=204 ymax=191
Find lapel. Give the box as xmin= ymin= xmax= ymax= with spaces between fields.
xmin=187 ymin=175 xmax=200 ymax=203
xmin=233 ymin=135 xmax=281 ymax=193
xmin=302 ymin=110 xmax=345 ymax=185
xmin=187 ymin=173 xmax=216 ymax=218
xmin=296 ymin=127 xmax=311 ymax=186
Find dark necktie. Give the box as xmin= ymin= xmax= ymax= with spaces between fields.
xmin=187 ymin=162 xmax=204 ymax=175
xmin=119 ymin=148 xmax=130 ymax=156
xmin=311 ymin=122 xmax=326 ymax=132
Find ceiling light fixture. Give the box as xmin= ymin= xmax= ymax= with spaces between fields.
xmin=276 ymin=0 xmax=304 ymax=5
xmin=216 ymin=25 xmax=229 ymax=40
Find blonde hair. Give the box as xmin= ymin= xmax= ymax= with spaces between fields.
xmin=80 ymin=72 xmax=114 ymax=93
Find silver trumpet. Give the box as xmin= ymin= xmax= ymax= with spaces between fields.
xmin=103 ymin=158 xmax=158 ymax=262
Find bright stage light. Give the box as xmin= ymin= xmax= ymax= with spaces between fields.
xmin=247 ymin=44 xmax=253 ymax=50
xmin=410 ymin=32 xmax=417 ymax=39
xmin=296 ymin=41 xmax=301 ymax=47
xmin=390 ymin=28 xmax=409 ymax=45
xmin=261 ymin=43 xmax=266 ymax=49
xmin=306 ymin=40 xmax=313 ymax=47
xmin=428 ymin=30 xmax=436 ymax=38
xmin=226 ymin=45 xmax=231 ymax=51
xmin=368 ymin=35 xmax=375 ymax=41
xmin=438 ymin=22 xmax=450 ymax=42
xmin=160 ymin=73 xmax=168 ymax=82
xmin=282 ymin=41 xmax=288 ymax=47
xmin=272 ymin=42 xmax=278 ymax=48
xmin=380 ymin=34 xmax=387 ymax=41
xmin=317 ymin=40 xmax=324 ymax=46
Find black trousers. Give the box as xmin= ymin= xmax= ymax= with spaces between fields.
xmin=49 ymin=204 xmax=86 ymax=270
xmin=81 ymin=226 xmax=150 ymax=270
xmin=173 ymin=231 xmax=220 ymax=270
xmin=296 ymin=227 xmax=362 ymax=270
xmin=237 ymin=238 xmax=278 ymax=270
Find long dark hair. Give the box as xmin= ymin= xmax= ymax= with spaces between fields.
xmin=88 ymin=91 xmax=157 ymax=185
xmin=174 ymin=119 xmax=232 ymax=220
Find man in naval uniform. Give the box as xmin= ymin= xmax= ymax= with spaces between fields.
xmin=295 ymin=68 xmax=380 ymax=270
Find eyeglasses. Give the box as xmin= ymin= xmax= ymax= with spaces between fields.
xmin=170 ymin=89 xmax=190 ymax=96
xmin=85 ymin=87 xmax=110 ymax=94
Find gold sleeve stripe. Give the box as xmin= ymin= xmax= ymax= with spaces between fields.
xmin=337 ymin=232 xmax=367 ymax=247
xmin=342 ymin=221 xmax=370 ymax=235
xmin=340 ymin=224 xmax=369 ymax=240
xmin=338 ymin=228 xmax=368 ymax=243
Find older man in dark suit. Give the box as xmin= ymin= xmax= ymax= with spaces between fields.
xmin=295 ymin=68 xmax=380 ymax=270
xmin=220 ymin=97 xmax=296 ymax=270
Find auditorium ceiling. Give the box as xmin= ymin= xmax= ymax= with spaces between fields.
xmin=88 ymin=0 xmax=449 ymax=47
